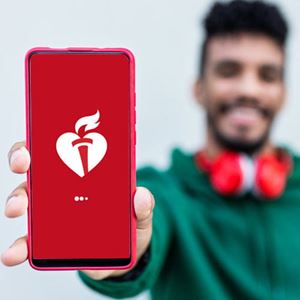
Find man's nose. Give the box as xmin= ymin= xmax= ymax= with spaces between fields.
xmin=237 ymin=72 xmax=264 ymax=100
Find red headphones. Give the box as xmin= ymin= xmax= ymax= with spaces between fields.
xmin=195 ymin=148 xmax=292 ymax=199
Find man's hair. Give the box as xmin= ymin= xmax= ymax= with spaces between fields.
xmin=199 ymin=0 xmax=289 ymax=77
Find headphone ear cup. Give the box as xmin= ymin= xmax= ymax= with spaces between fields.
xmin=254 ymin=156 xmax=287 ymax=199
xmin=210 ymin=152 xmax=244 ymax=196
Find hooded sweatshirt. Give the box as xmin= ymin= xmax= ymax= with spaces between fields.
xmin=78 ymin=146 xmax=300 ymax=300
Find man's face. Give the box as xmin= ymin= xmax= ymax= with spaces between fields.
xmin=195 ymin=33 xmax=286 ymax=154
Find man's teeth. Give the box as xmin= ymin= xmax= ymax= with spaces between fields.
xmin=228 ymin=107 xmax=261 ymax=124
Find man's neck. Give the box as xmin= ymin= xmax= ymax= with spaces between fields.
xmin=202 ymin=131 xmax=276 ymax=161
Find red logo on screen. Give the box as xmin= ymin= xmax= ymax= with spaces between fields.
xmin=56 ymin=110 xmax=107 ymax=177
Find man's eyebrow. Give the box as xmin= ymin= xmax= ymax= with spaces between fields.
xmin=215 ymin=59 xmax=241 ymax=64
xmin=213 ymin=60 xmax=283 ymax=71
xmin=260 ymin=63 xmax=283 ymax=72
xmin=213 ymin=59 xmax=241 ymax=68
xmin=212 ymin=59 xmax=241 ymax=72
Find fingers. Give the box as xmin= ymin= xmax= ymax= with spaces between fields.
xmin=1 ymin=142 xmax=30 ymax=268
xmin=1 ymin=235 xmax=28 ymax=266
xmin=8 ymin=141 xmax=30 ymax=174
xmin=5 ymin=181 xmax=28 ymax=218
xmin=5 ymin=142 xmax=30 ymax=217
xmin=134 ymin=186 xmax=155 ymax=230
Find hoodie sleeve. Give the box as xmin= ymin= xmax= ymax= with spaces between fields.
xmin=77 ymin=166 xmax=174 ymax=299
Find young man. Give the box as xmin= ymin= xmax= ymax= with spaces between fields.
xmin=3 ymin=0 xmax=300 ymax=299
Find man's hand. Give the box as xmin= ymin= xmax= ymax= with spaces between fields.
xmin=1 ymin=141 xmax=155 ymax=280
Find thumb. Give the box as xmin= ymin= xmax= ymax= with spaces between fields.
xmin=134 ymin=187 xmax=155 ymax=230
xmin=82 ymin=187 xmax=155 ymax=279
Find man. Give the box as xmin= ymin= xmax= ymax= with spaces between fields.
xmin=2 ymin=0 xmax=300 ymax=299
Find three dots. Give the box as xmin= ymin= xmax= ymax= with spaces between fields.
xmin=74 ymin=196 xmax=89 ymax=201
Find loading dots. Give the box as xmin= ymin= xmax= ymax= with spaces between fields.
xmin=74 ymin=196 xmax=89 ymax=201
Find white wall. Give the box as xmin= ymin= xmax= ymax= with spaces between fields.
xmin=0 ymin=0 xmax=299 ymax=299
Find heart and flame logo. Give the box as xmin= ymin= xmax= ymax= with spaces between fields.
xmin=56 ymin=110 xmax=107 ymax=177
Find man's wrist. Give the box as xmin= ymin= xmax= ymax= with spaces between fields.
xmin=103 ymin=244 xmax=151 ymax=282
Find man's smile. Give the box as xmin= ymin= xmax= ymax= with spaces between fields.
xmin=223 ymin=105 xmax=266 ymax=128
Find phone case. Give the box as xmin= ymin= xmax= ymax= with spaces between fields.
xmin=25 ymin=47 xmax=136 ymax=271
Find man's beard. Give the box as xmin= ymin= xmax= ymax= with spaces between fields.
xmin=206 ymin=97 xmax=275 ymax=156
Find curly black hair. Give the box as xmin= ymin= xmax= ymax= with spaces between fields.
xmin=199 ymin=0 xmax=289 ymax=77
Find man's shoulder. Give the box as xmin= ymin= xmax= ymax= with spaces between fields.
xmin=279 ymin=145 xmax=300 ymax=185
xmin=136 ymin=146 xmax=194 ymax=186
xmin=289 ymin=147 xmax=300 ymax=178
xmin=136 ymin=146 xmax=202 ymax=201
xmin=136 ymin=164 xmax=173 ymax=188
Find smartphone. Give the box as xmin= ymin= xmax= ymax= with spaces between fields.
xmin=25 ymin=47 xmax=136 ymax=270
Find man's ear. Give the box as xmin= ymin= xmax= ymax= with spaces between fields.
xmin=280 ymin=85 xmax=287 ymax=111
xmin=193 ymin=78 xmax=205 ymax=107
xmin=276 ymin=83 xmax=287 ymax=114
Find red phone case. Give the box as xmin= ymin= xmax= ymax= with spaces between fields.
xmin=25 ymin=47 xmax=136 ymax=271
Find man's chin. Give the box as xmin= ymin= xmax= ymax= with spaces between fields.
xmin=207 ymin=113 xmax=272 ymax=155
xmin=212 ymin=131 xmax=270 ymax=155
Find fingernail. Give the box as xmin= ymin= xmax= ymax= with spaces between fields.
xmin=146 ymin=194 xmax=154 ymax=215
xmin=10 ymin=147 xmax=25 ymax=165
xmin=149 ymin=192 xmax=155 ymax=210
xmin=6 ymin=196 xmax=18 ymax=209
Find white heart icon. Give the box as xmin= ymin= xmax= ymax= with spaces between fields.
xmin=56 ymin=111 xmax=107 ymax=177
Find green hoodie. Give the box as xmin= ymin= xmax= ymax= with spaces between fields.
xmin=78 ymin=146 xmax=300 ymax=300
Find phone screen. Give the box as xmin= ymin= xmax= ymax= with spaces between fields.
xmin=27 ymin=50 xmax=133 ymax=267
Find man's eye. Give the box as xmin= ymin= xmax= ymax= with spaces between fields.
xmin=260 ymin=68 xmax=282 ymax=83
xmin=216 ymin=65 xmax=239 ymax=77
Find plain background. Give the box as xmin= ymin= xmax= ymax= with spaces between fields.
xmin=1 ymin=0 xmax=300 ymax=299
